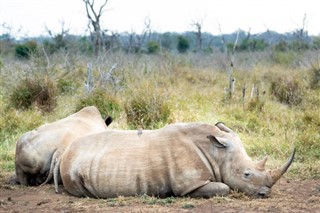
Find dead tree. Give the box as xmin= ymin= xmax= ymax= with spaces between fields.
xmin=191 ymin=20 xmax=203 ymax=51
xmin=82 ymin=0 xmax=109 ymax=56
xmin=294 ymin=14 xmax=309 ymax=50
xmin=45 ymin=20 xmax=69 ymax=51
xmin=120 ymin=17 xmax=152 ymax=53
xmin=220 ymin=25 xmax=240 ymax=100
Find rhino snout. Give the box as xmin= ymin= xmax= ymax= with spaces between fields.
xmin=257 ymin=186 xmax=271 ymax=198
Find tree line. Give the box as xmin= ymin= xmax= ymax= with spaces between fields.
xmin=1 ymin=29 xmax=320 ymax=60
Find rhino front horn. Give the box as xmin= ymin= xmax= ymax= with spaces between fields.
xmin=270 ymin=148 xmax=296 ymax=185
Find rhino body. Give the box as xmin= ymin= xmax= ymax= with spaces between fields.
xmin=59 ymin=122 xmax=294 ymax=198
xmin=12 ymin=106 xmax=112 ymax=186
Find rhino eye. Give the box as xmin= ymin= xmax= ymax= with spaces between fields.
xmin=243 ymin=170 xmax=253 ymax=179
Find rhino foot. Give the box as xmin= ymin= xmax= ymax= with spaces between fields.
xmin=8 ymin=174 xmax=19 ymax=185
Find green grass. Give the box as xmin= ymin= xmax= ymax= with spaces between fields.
xmin=0 ymin=51 xmax=319 ymax=179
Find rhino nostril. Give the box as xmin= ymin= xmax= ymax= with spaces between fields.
xmin=258 ymin=192 xmax=266 ymax=197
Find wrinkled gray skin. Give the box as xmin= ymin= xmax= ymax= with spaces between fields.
xmin=10 ymin=106 xmax=112 ymax=186
xmin=58 ymin=122 xmax=295 ymax=199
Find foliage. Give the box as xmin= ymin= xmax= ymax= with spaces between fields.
xmin=75 ymin=88 xmax=122 ymax=119
xmin=9 ymin=77 xmax=57 ymax=112
xmin=146 ymin=40 xmax=160 ymax=54
xmin=125 ymin=84 xmax=171 ymax=129
xmin=14 ymin=40 xmax=38 ymax=59
xmin=0 ymin=34 xmax=15 ymax=55
xmin=309 ymin=66 xmax=320 ymax=89
xmin=289 ymin=41 xmax=309 ymax=51
xmin=78 ymin=36 xmax=94 ymax=54
xmin=239 ymin=38 xmax=267 ymax=51
xmin=274 ymin=40 xmax=288 ymax=52
xmin=177 ymin=36 xmax=189 ymax=53
xmin=312 ymin=36 xmax=320 ymax=50
xmin=0 ymin=95 xmax=44 ymax=171
xmin=57 ymin=78 xmax=76 ymax=94
xmin=270 ymin=51 xmax=296 ymax=65
xmin=269 ymin=75 xmax=304 ymax=106
xmin=43 ymin=33 xmax=69 ymax=54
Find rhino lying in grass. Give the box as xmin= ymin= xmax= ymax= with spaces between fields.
xmin=11 ymin=106 xmax=112 ymax=186
xmin=58 ymin=122 xmax=295 ymax=199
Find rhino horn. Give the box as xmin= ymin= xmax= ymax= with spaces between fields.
xmin=270 ymin=148 xmax=296 ymax=185
xmin=256 ymin=155 xmax=268 ymax=170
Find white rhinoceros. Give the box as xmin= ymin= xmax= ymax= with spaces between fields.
xmin=12 ymin=106 xmax=112 ymax=186
xmin=58 ymin=122 xmax=294 ymax=198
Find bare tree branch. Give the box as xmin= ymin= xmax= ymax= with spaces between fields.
xmin=82 ymin=0 xmax=109 ymax=56
xmin=191 ymin=19 xmax=204 ymax=50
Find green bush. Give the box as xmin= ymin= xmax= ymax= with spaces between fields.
xmin=270 ymin=76 xmax=304 ymax=106
xmin=271 ymin=51 xmax=296 ymax=66
xmin=75 ymin=89 xmax=122 ymax=119
xmin=147 ymin=41 xmax=160 ymax=54
xmin=14 ymin=41 xmax=38 ymax=59
xmin=125 ymin=90 xmax=171 ymax=129
xmin=247 ymin=98 xmax=265 ymax=112
xmin=177 ymin=36 xmax=189 ymax=53
xmin=310 ymin=67 xmax=320 ymax=89
xmin=9 ymin=78 xmax=57 ymax=112
xmin=57 ymin=78 xmax=76 ymax=94
xmin=274 ymin=41 xmax=288 ymax=52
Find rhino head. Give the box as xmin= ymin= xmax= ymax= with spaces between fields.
xmin=208 ymin=123 xmax=295 ymax=198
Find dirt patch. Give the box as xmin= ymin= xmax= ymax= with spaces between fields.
xmin=0 ymin=173 xmax=319 ymax=213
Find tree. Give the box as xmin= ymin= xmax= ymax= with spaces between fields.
xmin=45 ymin=21 xmax=69 ymax=53
xmin=177 ymin=36 xmax=189 ymax=53
xmin=82 ymin=0 xmax=109 ymax=56
xmin=191 ymin=19 xmax=203 ymax=51
xmin=292 ymin=14 xmax=310 ymax=50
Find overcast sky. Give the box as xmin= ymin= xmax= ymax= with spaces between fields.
xmin=1 ymin=0 xmax=319 ymax=38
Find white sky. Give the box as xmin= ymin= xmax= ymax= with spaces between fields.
xmin=1 ymin=0 xmax=319 ymax=38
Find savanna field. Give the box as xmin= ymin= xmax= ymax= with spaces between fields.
xmin=0 ymin=50 xmax=320 ymax=212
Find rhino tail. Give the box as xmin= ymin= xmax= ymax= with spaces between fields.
xmin=40 ymin=149 xmax=58 ymax=187
xmin=54 ymin=157 xmax=62 ymax=194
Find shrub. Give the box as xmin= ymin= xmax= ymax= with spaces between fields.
xmin=270 ymin=51 xmax=296 ymax=66
xmin=147 ymin=41 xmax=160 ymax=54
xmin=15 ymin=41 xmax=38 ymax=59
xmin=9 ymin=78 xmax=57 ymax=112
xmin=75 ymin=89 xmax=122 ymax=119
xmin=57 ymin=78 xmax=76 ymax=94
xmin=247 ymin=98 xmax=265 ymax=112
xmin=310 ymin=67 xmax=320 ymax=89
xmin=177 ymin=36 xmax=189 ymax=53
xmin=125 ymin=90 xmax=171 ymax=129
xmin=270 ymin=76 xmax=304 ymax=106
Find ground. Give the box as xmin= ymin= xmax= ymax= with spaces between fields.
xmin=0 ymin=173 xmax=319 ymax=213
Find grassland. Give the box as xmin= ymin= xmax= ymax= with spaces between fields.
xmin=0 ymin=50 xmax=319 ymax=180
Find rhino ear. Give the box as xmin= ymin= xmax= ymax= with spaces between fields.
xmin=207 ymin=135 xmax=229 ymax=148
xmin=105 ymin=116 xmax=113 ymax=126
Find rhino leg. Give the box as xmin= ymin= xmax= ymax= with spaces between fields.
xmin=8 ymin=173 xmax=19 ymax=185
xmin=187 ymin=182 xmax=230 ymax=198
xmin=15 ymin=165 xmax=28 ymax=185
